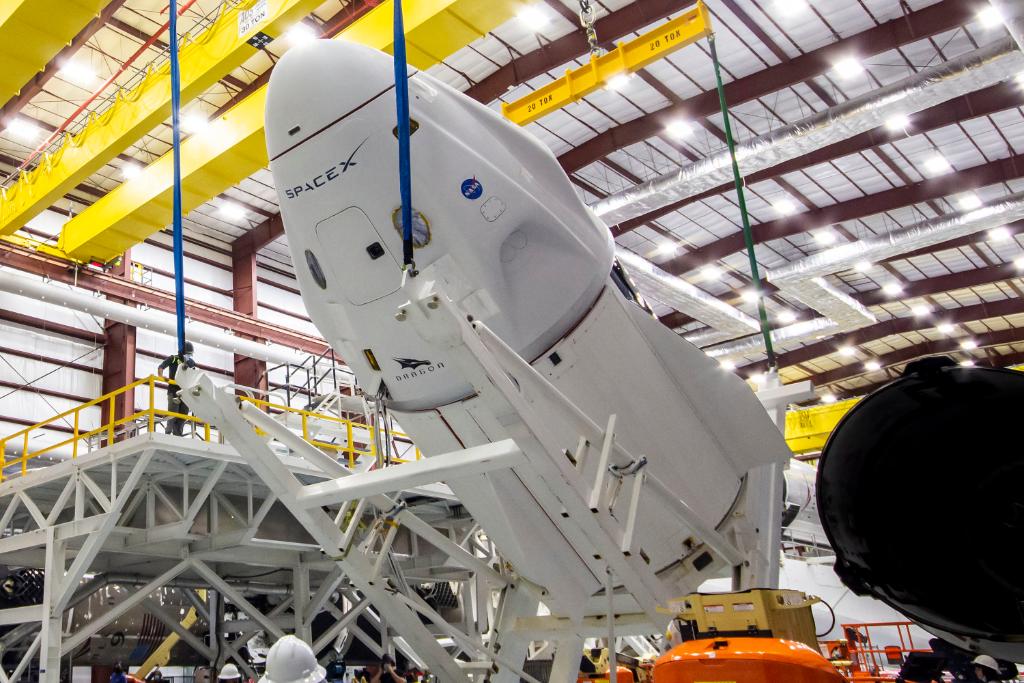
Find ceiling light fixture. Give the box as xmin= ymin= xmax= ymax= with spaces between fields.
xmin=4 ymin=118 xmax=40 ymax=142
xmin=701 ymin=265 xmax=723 ymax=281
xmin=285 ymin=22 xmax=319 ymax=43
xmin=606 ymin=74 xmax=632 ymax=91
xmin=960 ymin=339 xmax=978 ymax=350
xmin=833 ymin=57 xmax=864 ymax=79
xmin=882 ymin=281 xmax=904 ymax=296
xmin=720 ymin=359 xmax=736 ymax=371
xmin=772 ymin=198 xmax=796 ymax=216
xmin=821 ymin=393 xmax=837 ymax=404
xmin=957 ymin=193 xmax=983 ymax=211
xmin=923 ymin=154 xmax=952 ymax=175
xmin=839 ymin=346 xmax=856 ymax=357
xmin=517 ymin=5 xmax=550 ymax=31
xmin=988 ymin=226 xmax=1011 ymax=242
xmin=960 ymin=359 xmax=976 ymax=367
xmin=665 ymin=119 xmax=693 ymax=139
xmin=936 ymin=323 xmax=955 ymax=335
xmin=182 ymin=112 xmax=209 ymax=134
xmin=741 ymin=289 xmax=760 ymax=303
xmin=1015 ymin=255 xmax=1024 ymax=270
xmin=865 ymin=360 xmax=881 ymax=372
xmin=218 ymin=202 xmax=246 ymax=220
xmin=977 ymin=5 xmax=1003 ymax=28
xmin=59 ymin=60 xmax=97 ymax=86
xmin=121 ymin=163 xmax=142 ymax=180
xmin=777 ymin=310 xmax=797 ymax=324
xmin=656 ymin=242 xmax=678 ymax=256
xmin=911 ymin=304 xmax=932 ymax=316
xmin=854 ymin=260 xmax=873 ymax=273
xmin=884 ymin=113 xmax=910 ymax=132
xmin=814 ymin=230 xmax=837 ymax=245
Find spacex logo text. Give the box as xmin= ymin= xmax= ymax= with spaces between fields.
xmin=284 ymin=137 xmax=368 ymax=199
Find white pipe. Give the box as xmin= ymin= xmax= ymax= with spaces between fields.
xmin=0 ymin=268 xmax=308 ymax=366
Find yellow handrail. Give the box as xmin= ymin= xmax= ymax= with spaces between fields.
xmin=0 ymin=375 xmax=419 ymax=482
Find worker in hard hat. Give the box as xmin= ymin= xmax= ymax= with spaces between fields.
xmin=158 ymin=340 xmax=196 ymax=436
xmin=353 ymin=655 xmax=405 ymax=683
xmin=218 ymin=664 xmax=242 ymax=683
xmin=260 ymin=635 xmax=326 ymax=683
xmin=969 ymin=654 xmax=1003 ymax=681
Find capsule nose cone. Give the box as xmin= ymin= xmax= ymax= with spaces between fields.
xmin=266 ymin=39 xmax=399 ymax=159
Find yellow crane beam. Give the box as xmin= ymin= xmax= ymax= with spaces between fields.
xmin=783 ymin=363 xmax=1023 ymax=455
xmin=59 ymin=0 xmax=523 ymax=264
xmin=784 ymin=398 xmax=860 ymax=456
xmin=0 ymin=0 xmax=325 ymax=238
xmin=502 ymin=2 xmax=712 ymax=126
xmin=0 ymin=0 xmax=114 ymax=108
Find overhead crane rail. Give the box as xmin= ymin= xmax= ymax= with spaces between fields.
xmin=502 ymin=2 xmax=712 ymax=126
xmin=56 ymin=0 xmax=523 ymax=265
xmin=0 ymin=0 xmax=113 ymax=109
xmin=0 ymin=375 xmax=419 ymax=482
xmin=0 ymin=0 xmax=324 ymax=240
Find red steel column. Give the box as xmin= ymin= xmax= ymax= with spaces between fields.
xmin=100 ymin=251 xmax=136 ymax=429
xmin=231 ymin=241 xmax=268 ymax=394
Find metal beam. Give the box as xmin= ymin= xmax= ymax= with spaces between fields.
xmin=101 ymin=252 xmax=136 ymax=429
xmin=0 ymin=0 xmax=128 ymax=119
xmin=556 ymin=0 xmax=976 ymax=174
xmin=57 ymin=0 xmax=525 ymax=264
xmin=0 ymin=0 xmax=114 ymax=111
xmin=660 ymin=151 xmax=1024 ymax=274
xmin=0 ymin=0 xmax=325 ymax=238
xmin=611 ymin=82 xmax=1024 ymax=240
xmin=745 ymin=296 xmax=1024 ymax=375
xmin=808 ymin=326 xmax=1024 ymax=391
xmin=231 ymin=238 xmax=267 ymax=393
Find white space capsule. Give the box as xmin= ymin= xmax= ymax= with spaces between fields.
xmin=266 ymin=40 xmax=788 ymax=609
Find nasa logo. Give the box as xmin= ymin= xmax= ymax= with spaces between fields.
xmin=284 ymin=137 xmax=368 ymax=199
xmin=460 ymin=177 xmax=483 ymax=200
xmin=393 ymin=357 xmax=446 ymax=382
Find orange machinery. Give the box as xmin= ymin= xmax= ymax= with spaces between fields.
xmin=655 ymin=637 xmax=846 ymax=683
xmin=653 ymin=589 xmax=846 ymax=683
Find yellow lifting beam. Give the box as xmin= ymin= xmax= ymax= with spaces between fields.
xmin=784 ymin=398 xmax=859 ymax=455
xmin=0 ymin=0 xmax=113 ymax=108
xmin=59 ymin=0 xmax=523 ymax=264
xmin=502 ymin=2 xmax=712 ymax=126
xmin=0 ymin=0 xmax=325 ymax=239
xmin=783 ymin=363 xmax=1024 ymax=455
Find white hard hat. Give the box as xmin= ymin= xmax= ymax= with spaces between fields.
xmin=972 ymin=654 xmax=1001 ymax=673
xmin=218 ymin=664 xmax=242 ymax=681
xmin=259 ymin=636 xmax=326 ymax=683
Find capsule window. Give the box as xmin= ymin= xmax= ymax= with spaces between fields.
xmin=305 ymin=249 xmax=327 ymax=289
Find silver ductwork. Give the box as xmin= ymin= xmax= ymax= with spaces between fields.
xmin=0 ymin=268 xmax=310 ymax=366
xmin=593 ymin=39 xmax=1024 ymax=225
xmin=769 ymin=190 xmax=1024 ymax=283
xmin=703 ymin=316 xmax=840 ymax=359
xmin=615 ymin=247 xmax=761 ymax=336
xmin=705 ymin=190 xmax=1024 ymax=359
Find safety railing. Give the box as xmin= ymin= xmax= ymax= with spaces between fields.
xmin=0 ymin=375 xmax=419 ymax=482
